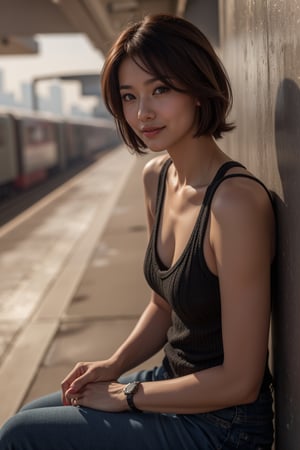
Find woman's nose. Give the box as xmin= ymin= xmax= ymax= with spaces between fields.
xmin=137 ymin=100 xmax=155 ymax=121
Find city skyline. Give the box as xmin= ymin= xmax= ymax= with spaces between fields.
xmin=0 ymin=67 xmax=102 ymax=118
xmin=0 ymin=33 xmax=105 ymax=117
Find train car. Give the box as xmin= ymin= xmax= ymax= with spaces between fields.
xmin=15 ymin=112 xmax=60 ymax=188
xmin=63 ymin=116 xmax=119 ymax=160
xmin=0 ymin=107 xmax=119 ymax=194
xmin=90 ymin=117 xmax=121 ymax=152
xmin=61 ymin=120 xmax=82 ymax=164
xmin=0 ymin=108 xmax=60 ymax=190
xmin=0 ymin=111 xmax=18 ymax=192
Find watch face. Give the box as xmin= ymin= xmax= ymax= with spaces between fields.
xmin=124 ymin=382 xmax=139 ymax=395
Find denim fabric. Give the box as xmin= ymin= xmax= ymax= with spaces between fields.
xmin=0 ymin=366 xmax=273 ymax=450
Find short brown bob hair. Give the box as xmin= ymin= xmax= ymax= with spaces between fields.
xmin=101 ymin=14 xmax=235 ymax=154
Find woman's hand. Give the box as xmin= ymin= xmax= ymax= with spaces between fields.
xmin=61 ymin=360 xmax=121 ymax=405
xmin=65 ymin=381 xmax=128 ymax=412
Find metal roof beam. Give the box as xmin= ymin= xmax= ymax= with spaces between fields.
xmin=0 ymin=36 xmax=38 ymax=55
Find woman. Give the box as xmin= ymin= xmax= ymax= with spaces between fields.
xmin=0 ymin=14 xmax=275 ymax=449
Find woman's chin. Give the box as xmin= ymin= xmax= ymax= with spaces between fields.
xmin=146 ymin=144 xmax=167 ymax=153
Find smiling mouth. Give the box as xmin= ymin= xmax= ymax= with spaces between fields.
xmin=141 ymin=127 xmax=165 ymax=138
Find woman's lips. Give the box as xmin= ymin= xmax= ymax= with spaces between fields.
xmin=141 ymin=127 xmax=165 ymax=138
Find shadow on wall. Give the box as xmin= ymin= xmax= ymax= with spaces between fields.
xmin=273 ymin=78 xmax=300 ymax=448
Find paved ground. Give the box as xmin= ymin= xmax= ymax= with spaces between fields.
xmin=0 ymin=146 xmax=161 ymax=425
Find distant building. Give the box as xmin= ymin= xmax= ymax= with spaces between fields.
xmin=0 ymin=70 xmax=3 ymax=92
xmin=0 ymin=68 xmax=16 ymax=107
xmin=20 ymin=82 xmax=32 ymax=109
xmin=0 ymin=90 xmax=15 ymax=108
xmin=93 ymin=97 xmax=111 ymax=118
xmin=0 ymin=68 xmax=95 ymax=117
xmin=70 ymin=104 xmax=89 ymax=117
xmin=49 ymin=84 xmax=63 ymax=115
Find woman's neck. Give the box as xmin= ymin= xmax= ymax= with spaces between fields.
xmin=167 ymin=135 xmax=229 ymax=189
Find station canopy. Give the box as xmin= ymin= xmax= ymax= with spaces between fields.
xmin=0 ymin=0 xmax=186 ymax=55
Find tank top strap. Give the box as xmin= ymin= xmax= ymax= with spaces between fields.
xmin=197 ymin=162 xmax=275 ymax=275
xmin=204 ymin=163 xmax=274 ymax=209
xmin=156 ymin=160 xmax=244 ymax=213
xmin=209 ymin=161 xmax=246 ymax=184
xmin=214 ymin=173 xmax=274 ymax=205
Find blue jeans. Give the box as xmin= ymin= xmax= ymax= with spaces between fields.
xmin=0 ymin=366 xmax=273 ymax=449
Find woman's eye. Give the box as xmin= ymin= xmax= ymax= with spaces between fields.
xmin=122 ymin=93 xmax=135 ymax=102
xmin=153 ymin=86 xmax=170 ymax=95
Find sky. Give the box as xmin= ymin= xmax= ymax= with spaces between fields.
xmin=0 ymin=33 xmax=104 ymax=113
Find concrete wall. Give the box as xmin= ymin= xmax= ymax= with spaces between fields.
xmin=217 ymin=1 xmax=300 ymax=448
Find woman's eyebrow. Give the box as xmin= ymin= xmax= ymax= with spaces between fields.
xmin=119 ymin=84 xmax=132 ymax=90
xmin=119 ymin=77 xmax=161 ymax=90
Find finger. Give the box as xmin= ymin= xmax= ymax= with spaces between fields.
xmin=62 ymin=381 xmax=74 ymax=405
xmin=61 ymin=363 xmax=87 ymax=403
xmin=62 ymin=392 xmax=70 ymax=406
xmin=62 ymin=387 xmax=72 ymax=406
xmin=65 ymin=387 xmax=77 ymax=399
xmin=70 ymin=397 xmax=82 ymax=407
xmin=61 ymin=363 xmax=85 ymax=389
xmin=63 ymin=387 xmax=73 ymax=406
xmin=65 ymin=387 xmax=81 ymax=405
xmin=69 ymin=369 xmax=95 ymax=393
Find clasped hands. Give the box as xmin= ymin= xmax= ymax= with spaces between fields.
xmin=61 ymin=360 xmax=128 ymax=412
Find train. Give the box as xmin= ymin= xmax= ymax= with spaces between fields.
xmin=0 ymin=108 xmax=120 ymax=194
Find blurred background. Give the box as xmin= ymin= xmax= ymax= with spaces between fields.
xmin=0 ymin=33 xmax=104 ymax=117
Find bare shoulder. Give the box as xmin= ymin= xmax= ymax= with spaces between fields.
xmin=142 ymin=154 xmax=170 ymax=187
xmin=210 ymin=172 xmax=275 ymax=241
xmin=142 ymin=154 xmax=170 ymax=200
xmin=142 ymin=154 xmax=170 ymax=221
xmin=212 ymin=172 xmax=273 ymax=219
xmin=210 ymin=171 xmax=276 ymax=269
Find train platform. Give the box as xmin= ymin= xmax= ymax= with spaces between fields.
xmin=0 ymin=146 xmax=161 ymax=426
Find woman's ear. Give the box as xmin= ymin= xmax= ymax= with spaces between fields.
xmin=196 ymin=100 xmax=201 ymax=106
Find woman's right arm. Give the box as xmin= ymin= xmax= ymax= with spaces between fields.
xmin=61 ymin=155 xmax=171 ymax=403
xmin=107 ymin=290 xmax=172 ymax=376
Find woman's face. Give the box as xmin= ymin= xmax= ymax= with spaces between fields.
xmin=118 ymin=57 xmax=199 ymax=153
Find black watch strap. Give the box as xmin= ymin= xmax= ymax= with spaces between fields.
xmin=123 ymin=381 xmax=143 ymax=413
xmin=126 ymin=392 xmax=142 ymax=412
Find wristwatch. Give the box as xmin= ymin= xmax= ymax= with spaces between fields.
xmin=123 ymin=381 xmax=142 ymax=412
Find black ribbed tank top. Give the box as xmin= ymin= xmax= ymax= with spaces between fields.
xmin=144 ymin=158 xmax=274 ymax=379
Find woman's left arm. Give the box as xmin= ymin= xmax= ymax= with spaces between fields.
xmin=68 ymin=178 xmax=275 ymax=414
